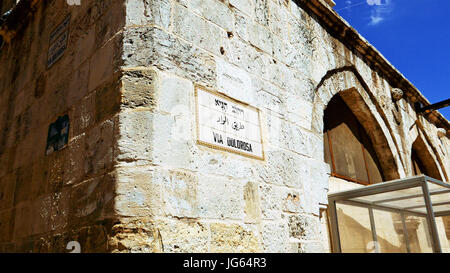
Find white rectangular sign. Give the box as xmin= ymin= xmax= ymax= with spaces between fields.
xmin=196 ymin=87 xmax=264 ymax=160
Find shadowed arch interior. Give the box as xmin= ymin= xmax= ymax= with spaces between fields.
xmin=324 ymin=93 xmax=385 ymax=184
xmin=321 ymin=87 xmax=399 ymax=181
xmin=411 ymin=136 xmax=442 ymax=181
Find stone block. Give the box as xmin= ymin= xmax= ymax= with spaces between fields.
xmin=158 ymin=219 xmax=209 ymax=252
xmin=192 ymin=151 xmax=255 ymax=180
xmin=247 ymin=22 xmax=273 ymax=54
xmin=122 ymin=68 xmax=158 ymax=109
xmin=158 ymin=71 xmax=194 ymax=114
xmin=116 ymin=110 xmax=154 ymax=164
xmin=126 ymin=0 xmax=172 ymax=29
xmin=47 ymin=189 xmax=71 ymax=232
xmin=109 ymin=218 xmax=161 ymax=253
xmin=298 ymin=241 xmax=325 ymax=253
xmin=282 ymin=189 xmax=302 ymax=213
xmin=255 ymin=150 xmax=303 ymax=188
xmin=89 ymin=41 xmax=117 ymax=93
xmin=230 ymin=0 xmax=255 ymax=18
xmin=216 ymin=57 xmax=255 ymax=105
xmin=190 ymin=0 xmax=234 ymax=31
xmin=286 ymin=214 xmax=318 ymax=241
xmin=94 ymin=0 xmax=125 ymax=48
xmin=161 ymin=169 xmax=198 ymax=218
xmin=13 ymin=204 xmax=33 ymax=239
xmin=66 ymin=61 xmax=90 ymax=110
xmin=0 ymin=209 xmax=14 ymax=243
xmin=70 ymin=172 xmax=116 ymax=226
xmin=259 ymin=183 xmax=282 ymax=219
xmin=172 ymin=3 xmax=228 ymax=56
xmin=285 ymin=94 xmax=313 ymax=130
xmin=94 ymin=79 xmax=121 ymax=123
xmin=115 ymin=166 xmax=162 ymax=217
xmin=70 ymin=92 xmax=95 ymax=137
xmin=84 ymin=119 xmax=114 ymax=176
xmin=151 ymin=113 xmax=194 ymax=169
xmin=210 ymin=223 xmax=260 ymax=252
xmin=244 ymin=181 xmax=261 ymax=223
xmin=255 ymin=0 xmax=269 ymax=26
xmin=123 ymin=27 xmax=217 ymax=88
xmin=13 ymin=166 xmax=33 ymax=206
xmin=197 ymin=175 xmax=245 ymax=220
xmin=268 ymin=0 xmax=289 ymax=39
xmin=261 ymin=220 xmax=289 ymax=252
xmin=0 ymin=173 xmax=16 ymax=211
xmin=31 ymin=158 xmax=49 ymax=197
xmin=73 ymin=25 xmax=96 ymax=70
xmin=256 ymin=85 xmax=285 ymax=118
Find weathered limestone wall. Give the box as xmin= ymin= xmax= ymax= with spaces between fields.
xmin=117 ymin=0 xmax=449 ymax=253
xmin=0 ymin=0 xmax=124 ymax=252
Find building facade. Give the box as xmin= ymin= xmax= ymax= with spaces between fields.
xmin=0 ymin=0 xmax=448 ymax=252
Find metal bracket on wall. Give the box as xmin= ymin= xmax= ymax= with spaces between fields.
xmin=415 ymin=99 xmax=450 ymax=114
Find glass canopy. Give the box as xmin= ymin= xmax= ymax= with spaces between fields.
xmin=328 ymin=175 xmax=450 ymax=253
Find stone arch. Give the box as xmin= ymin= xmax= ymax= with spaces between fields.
xmin=312 ymin=66 xmax=402 ymax=180
xmin=411 ymin=125 xmax=448 ymax=181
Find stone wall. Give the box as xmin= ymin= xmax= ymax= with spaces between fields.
xmin=118 ymin=0 xmax=449 ymax=253
xmin=0 ymin=0 xmax=124 ymax=252
xmin=0 ymin=0 xmax=448 ymax=253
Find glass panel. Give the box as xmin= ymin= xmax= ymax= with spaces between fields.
xmin=409 ymin=207 xmax=428 ymax=214
xmin=426 ymin=180 xmax=450 ymax=192
xmin=442 ymin=216 xmax=450 ymax=253
xmin=430 ymin=191 xmax=450 ymax=203
xmin=352 ymin=186 xmax=423 ymax=204
xmin=433 ymin=204 xmax=450 ymax=214
xmin=360 ymin=129 xmax=384 ymax=184
xmin=383 ymin=196 xmax=426 ymax=210
xmin=404 ymin=215 xmax=433 ymax=253
xmin=372 ymin=210 xmax=407 ymax=253
xmin=336 ymin=202 xmax=374 ymax=253
xmin=436 ymin=217 xmax=450 ymax=253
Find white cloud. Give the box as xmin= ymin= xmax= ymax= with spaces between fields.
xmin=369 ymin=16 xmax=384 ymax=25
xmin=368 ymin=0 xmax=393 ymax=26
xmin=367 ymin=0 xmax=382 ymax=6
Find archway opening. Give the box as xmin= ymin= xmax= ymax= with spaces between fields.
xmin=323 ymin=94 xmax=384 ymax=185
xmin=411 ymin=137 xmax=442 ymax=181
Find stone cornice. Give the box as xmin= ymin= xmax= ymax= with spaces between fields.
xmin=296 ymin=0 xmax=450 ymax=134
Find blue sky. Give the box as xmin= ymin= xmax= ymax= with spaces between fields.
xmin=333 ymin=0 xmax=450 ymax=119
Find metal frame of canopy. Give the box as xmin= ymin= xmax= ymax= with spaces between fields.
xmin=328 ymin=175 xmax=450 ymax=253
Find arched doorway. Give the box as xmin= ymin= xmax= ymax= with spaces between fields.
xmin=315 ymin=68 xmax=402 ymax=252
xmin=312 ymin=67 xmax=402 ymax=181
xmin=322 ymin=92 xmax=406 ymax=252
xmin=324 ymin=94 xmax=385 ymax=185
